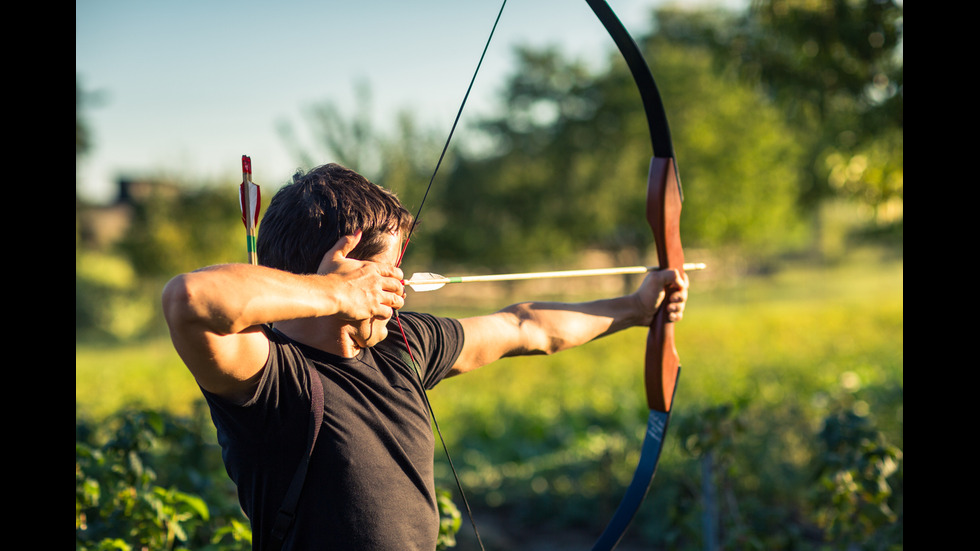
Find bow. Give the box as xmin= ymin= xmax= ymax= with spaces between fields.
xmin=585 ymin=1 xmax=686 ymax=548
xmin=397 ymin=2 xmax=685 ymax=547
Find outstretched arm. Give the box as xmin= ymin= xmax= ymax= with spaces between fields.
xmin=162 ymin=232 xmax=405 ymax=400
xmin=451 ymin=269 xmax=688 ymax=375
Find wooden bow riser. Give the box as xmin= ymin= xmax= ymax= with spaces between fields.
xmin=645 ymin=156 xmax=684 ymax=413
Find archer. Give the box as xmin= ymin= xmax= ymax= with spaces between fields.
xmin=162 ymin=163 xmax=688 ymax=550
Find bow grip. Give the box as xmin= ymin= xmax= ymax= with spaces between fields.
xmin=644 ymin=156 xmax=684 ymax=413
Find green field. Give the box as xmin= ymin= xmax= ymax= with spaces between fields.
xmin=434 ymin=255 xmax=903 ymax=418
xmin=76 ymin=256 xmax=903 ymax=548
xmin=76 ymin=256 xmax=903 ymax=415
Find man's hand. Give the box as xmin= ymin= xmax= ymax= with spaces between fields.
xmin=634 ymin=269 xmax=689 ymax=326
xmin=316 ymin=231 xmax=406 ymax=322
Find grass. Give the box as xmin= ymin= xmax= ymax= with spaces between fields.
xmin=429 ymin=252 xmax=903 ymax=423
xmin=76 ymin=338 xmax=204 ymax=420
xmin=426 ymin=254 xmax=902 ymax=469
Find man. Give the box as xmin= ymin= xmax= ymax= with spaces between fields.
xmin=163 ymin=163 xmax=688 ymax=550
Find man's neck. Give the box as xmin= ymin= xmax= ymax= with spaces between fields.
xmin=273 ymin=318 xmax=361 ymax=358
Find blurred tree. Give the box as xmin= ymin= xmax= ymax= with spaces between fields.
xmin=658 ymin=0 xmax=903 ymax=221
xmin=76 ymin=76 xmax=108 ymax=182
xmin=279 ymin=80 xmax=381 ymax=176
xmin=813 ymin=403 xmax=902 ymax=547
xmin=77 ymin=175 xmax=243 ymax=340
xmin=278 ymin=7 xmax=812 ymax=270
xmin=427 ymin=46 xmax=610 ymax=270
xmin=116 ymin=180 xmax=242 ymax=279
xmin=428 ymin=36 xmax=805 ymax=269
xmin=77 ymin=77 xmax=91 ymax=160
xmin=278 ymin=82 xmax=449 ymax=264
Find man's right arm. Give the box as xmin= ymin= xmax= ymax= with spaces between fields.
xmin=161 ymin=233 xmax=405 ymax=401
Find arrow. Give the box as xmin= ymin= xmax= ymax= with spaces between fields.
xmin=239 ymin=155 xmax=261 ymax=265
xmin=403 ymin=263 xmax=706 ymax=292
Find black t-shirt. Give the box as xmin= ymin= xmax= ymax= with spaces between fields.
xmin=203 ymin=312 xmax=464 ymax=550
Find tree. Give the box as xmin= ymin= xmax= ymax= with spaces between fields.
xmin=659 ymin=0 xmax=903 ymax=221
xmin=77 ymin=77 xmax=92 ymax=160
xmin=279 ymin=9 xmax=812 ymax=269
xmin=277 ymin=83 xmax=448 ymax=265
xmin=429 ymin=36 xmax=805 ymax=268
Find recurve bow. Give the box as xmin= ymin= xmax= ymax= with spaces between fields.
xmin=585 ymin=1 xmax=686 ymax=548
xmin=397 ymin=2 xmax=686 ymax=548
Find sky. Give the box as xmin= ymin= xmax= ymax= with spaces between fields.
xmin=77 ymin=0 xmax=739 ymax=203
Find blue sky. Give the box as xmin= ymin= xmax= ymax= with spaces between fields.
xmin=77 ymin=0 xmax=736 ymax=203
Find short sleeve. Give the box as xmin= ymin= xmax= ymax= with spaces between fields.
xmin=389 ymin=312 xmax=463 ymax=389
xmin=201 ymin=326 xmax=313 ymax=447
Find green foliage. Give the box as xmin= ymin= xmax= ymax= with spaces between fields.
xmin=76 ymin=250 xmax=159 ymax=341
xmin=275 ymin=23 xmax=812 ymax=271
xmin=436 ymin=489 xmax=462 ymax=551
xmin=662 ymin=0 xmax=903 ymax=222
xmin=418 ymin=37 xmax=806 ymax=269
xmin=823 ymin=128 xmax=903 ymax=223
xmin=643 ymin=39 xmax=807 ymax=257
xmin=77 ymin=77 xmax=92 ymax=159
xmin=277 ymin=83 xmax=446 ymax=263
xmin=76 ymin=179 xmax=246 ymax=340
xmin=76 ymin=407 xmax=250 ymax=550
xmin=116 ymin=182 xmax=243 ymax=279
xmin=75 ymin=403 xmax=463 ymax=550
xmin=813 ymin=401 xmax=902 ymax=547
xmin=664 ymin=391 xmax=902 ymax=550
xmin=424 ymin=258 xmax=902 ymax=548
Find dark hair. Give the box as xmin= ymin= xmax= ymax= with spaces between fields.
xmin=257 ymin=163 xmax=412 ymax=274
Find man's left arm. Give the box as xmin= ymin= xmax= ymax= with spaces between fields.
xmin=450 ymin=269 xmax=688 ymax=375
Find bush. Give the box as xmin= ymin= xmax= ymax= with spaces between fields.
xmin=76 ymin=404 xmax=463 ymax=549
xmin=76 ymin=406 xmax=250 ymax=550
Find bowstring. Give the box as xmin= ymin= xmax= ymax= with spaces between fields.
xmin=397 ymin=0 xmax=508 ymax=267
xmin=393 ymin=2 xmax=508 ymax=549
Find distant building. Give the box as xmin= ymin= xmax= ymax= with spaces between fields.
xmin=76 ymin=178 xmax=180 ymax=250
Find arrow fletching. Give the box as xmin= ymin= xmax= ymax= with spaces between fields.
xmin=240 ymin=155 xmax=260 ymax=229
xmin=403 ymin=272 xmax=456 ymax=292
xmin=239 ymin=155 xmax=261 ymax=265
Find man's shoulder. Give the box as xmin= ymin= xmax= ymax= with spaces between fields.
xmin=389 ymin=311 xmax=461 ymax=332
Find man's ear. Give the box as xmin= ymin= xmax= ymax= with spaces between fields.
xmin=317 ymin=230 xmax=363 ymax=274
